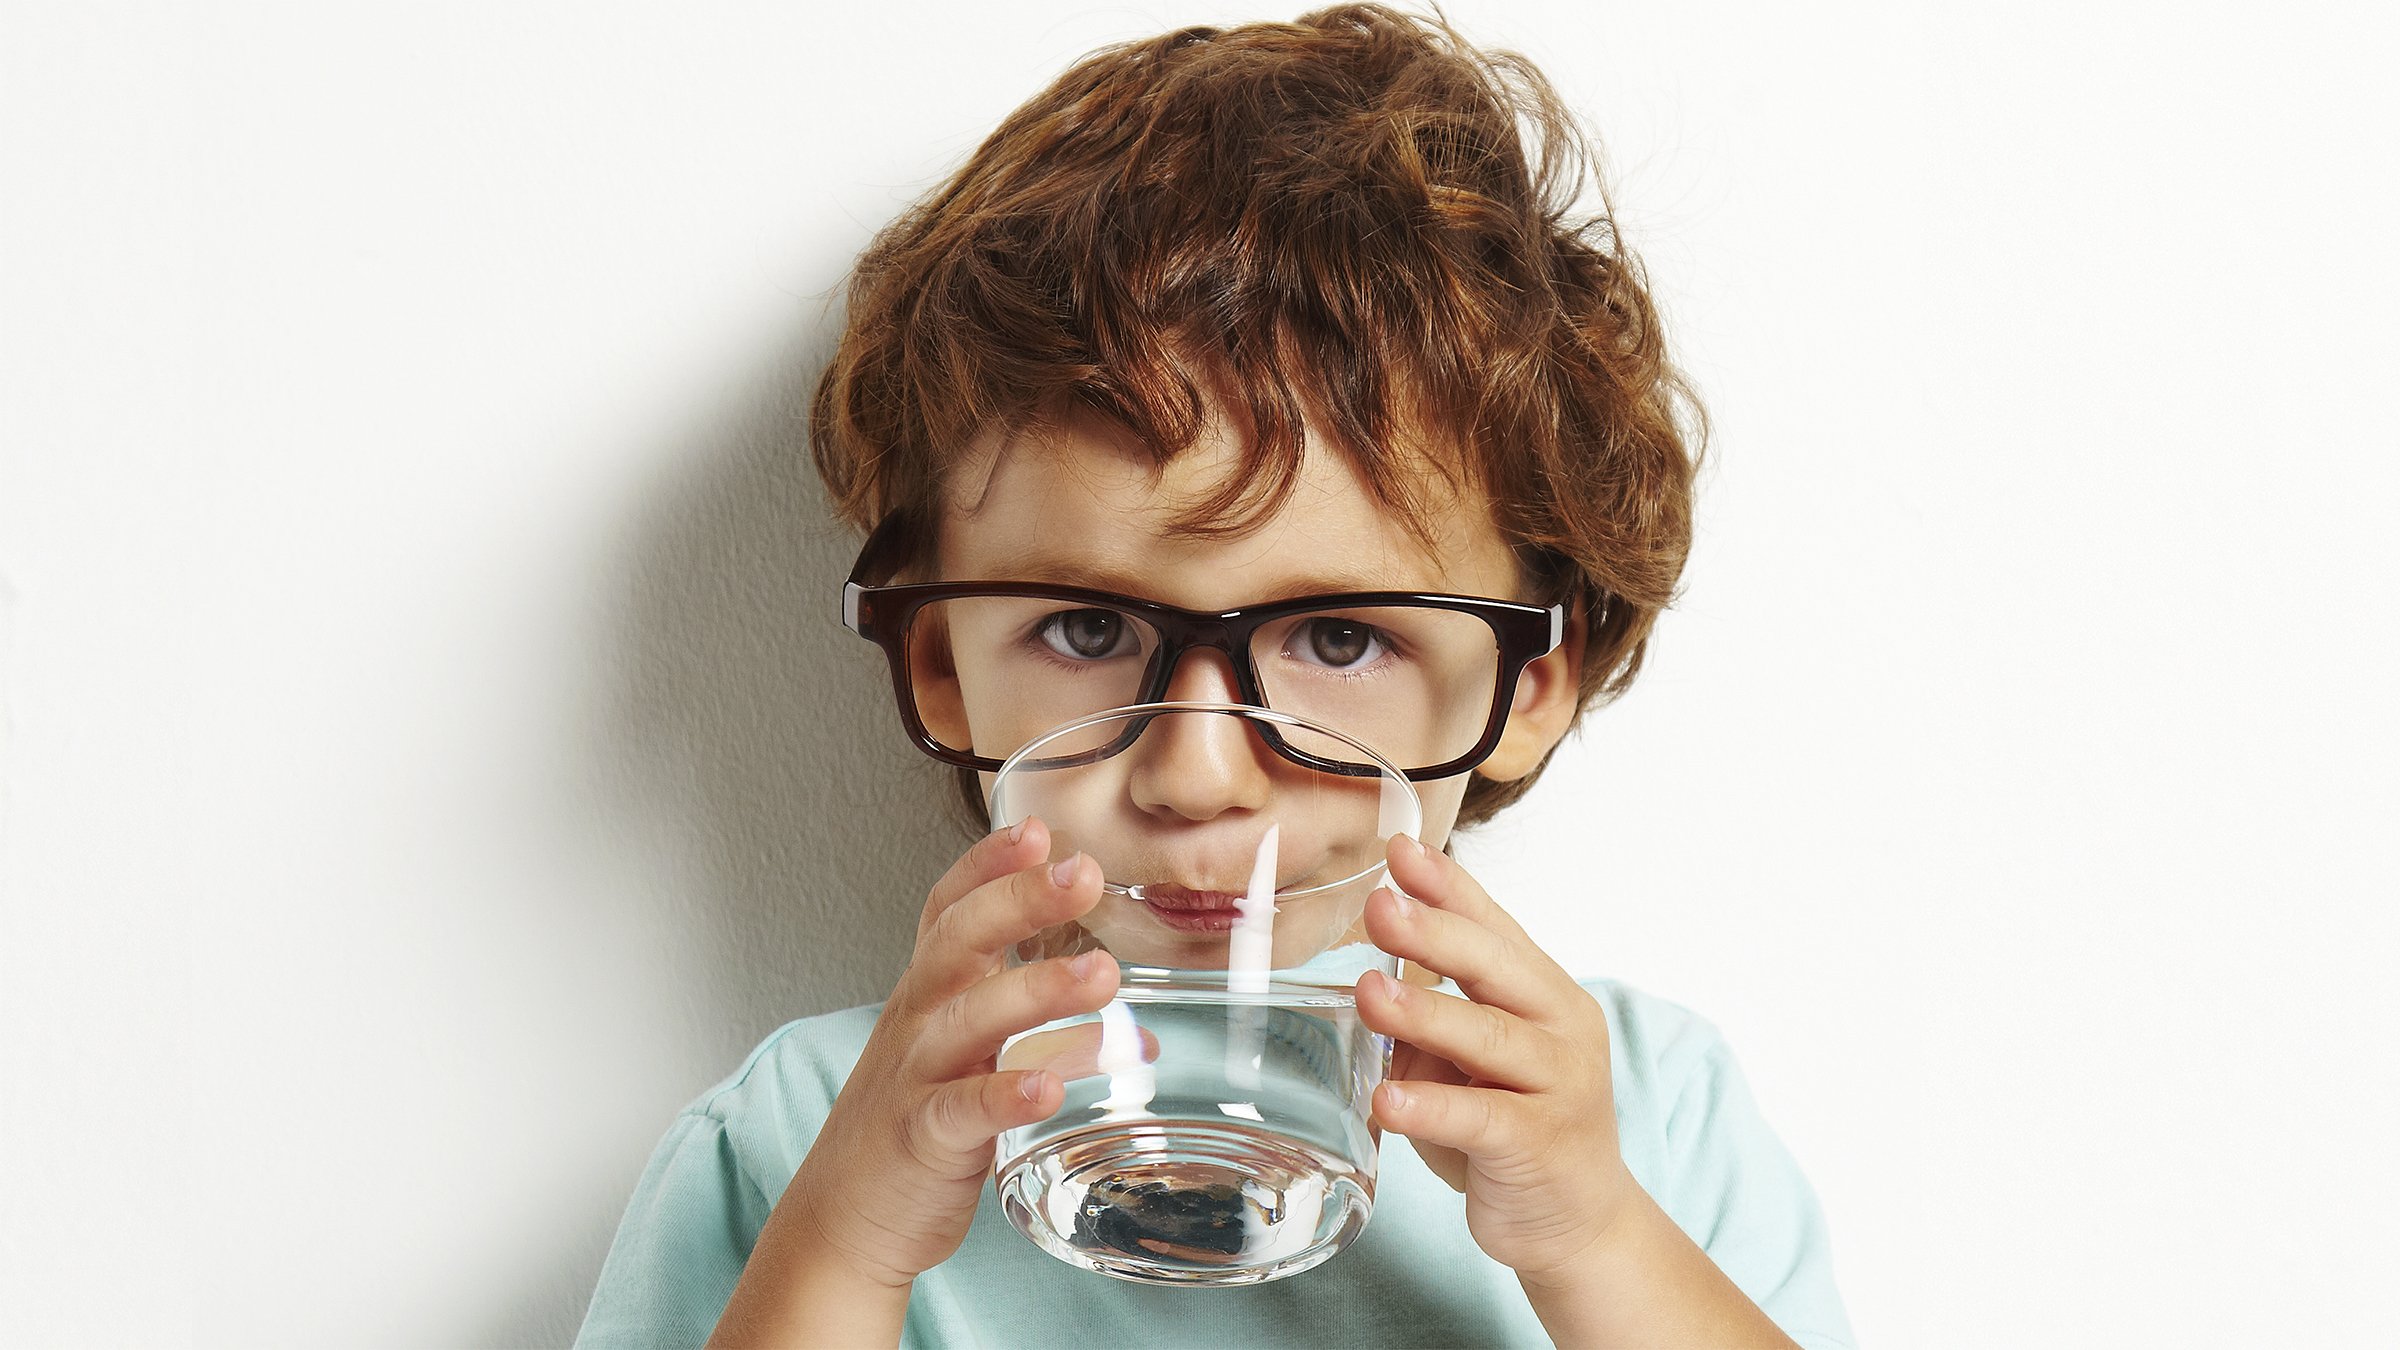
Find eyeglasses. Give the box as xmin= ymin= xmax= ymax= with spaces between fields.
xmin=841 ymin=510 xmax=1566 ymax=780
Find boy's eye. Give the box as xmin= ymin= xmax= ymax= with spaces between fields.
xmin=1037 ymin=608 xmax=1138 ymax=660
xmin=1288 ymin=617 xmax=1389 ymax=670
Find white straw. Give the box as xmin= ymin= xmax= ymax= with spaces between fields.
xmin=1227 ymin=823 xmax=1278 ymax=996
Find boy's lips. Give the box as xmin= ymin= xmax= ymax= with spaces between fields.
xmin=1134 ymin=884 xmax=1262 ymax=933
xmin=1138 ymin=885 xmax=1248 ymax=911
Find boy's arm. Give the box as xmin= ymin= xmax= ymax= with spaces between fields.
xmin=707 ymin=1192 xmax=908 ymax=1349
xmin=1516 ymin=1191 xmax=1799 ymax=1348
xmin=1359 ymin=837 xmax=1833 ymax=1349
xmin=698 ymin=828 xmax=1112 ymax=1349
xmin=580 ymin=825 xmax=1117 ymax=1350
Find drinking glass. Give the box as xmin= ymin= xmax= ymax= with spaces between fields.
xmin=985 ymin=701 xmax=1422 ymax=1286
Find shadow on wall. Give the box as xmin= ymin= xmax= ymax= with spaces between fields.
xmin=484 ymin=315 xmax=974 ymax=1348
xmin=596 ymin=317 xmax=972 ymax=1053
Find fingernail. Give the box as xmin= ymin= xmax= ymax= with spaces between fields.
xmin=1069 ymin=951 xmax=1104 ymax=981
xmin=1388 ymin=886 xmax=1415 ymax=919
xmin=1007 ymin=819 xmax=1029 ymax=845
xmin=1019 ymin=1072 xmax=1048 ymax=1102
xmin=1050 ymin=853 xmax=1083 ymax=889
xmin=1411 ymin=836 xmax=1435 ymax=862
xmin=1382 ymin=1083 xmax=1411 ymax=1112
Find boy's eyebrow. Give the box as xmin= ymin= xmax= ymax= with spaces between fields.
xmin=988 ymin=554 xmax=1425 ymax=603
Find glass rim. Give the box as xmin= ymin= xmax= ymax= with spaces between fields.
xmin=986 ymin=699 xmax=1423 ymax=905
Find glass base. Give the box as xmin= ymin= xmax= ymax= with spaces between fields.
xmin=996 ymin=1119 xmax=1374 ymax=1286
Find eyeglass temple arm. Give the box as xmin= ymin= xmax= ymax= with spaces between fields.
xmin=842 ymin=509 xmax=918 ymax=637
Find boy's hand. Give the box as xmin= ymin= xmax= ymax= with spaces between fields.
xmin=1354 ymin=834 xmax=1637 ymax=1285
xmin=772 ymin=819 xmax=1113 ymax=1289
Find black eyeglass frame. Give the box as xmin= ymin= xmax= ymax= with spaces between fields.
xmin=839 ymin=510 xmax=1570 ymax=781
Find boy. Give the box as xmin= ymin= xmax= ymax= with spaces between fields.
xmin=578 ymin=6 xmax=1852 ymax=1346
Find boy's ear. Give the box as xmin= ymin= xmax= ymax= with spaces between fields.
xmin=1474 ymin=603 xmax=1588 ymax=783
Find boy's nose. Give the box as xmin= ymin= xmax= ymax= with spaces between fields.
xmin=1158 ymin=641 xmax=1243 ymax=704
xmin=1128 ymin=650 xmax=1272 ymax=821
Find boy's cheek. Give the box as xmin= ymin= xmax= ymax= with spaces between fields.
xmin=920 ymin=685 xmax=971 ymax=748
xmin=906 ymin=646 xmax=973 ymax=747
xmin=1404 ymin=776 xmax=1472 ymax=852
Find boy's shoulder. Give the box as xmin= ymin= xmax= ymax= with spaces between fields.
xmin=675 ymin=1002 xmax=885 ymax=1153
xmin=637 ymin=1001 xmax=890 ymax=1200
xmin=1570 ymin=975 xmax=1746 ymax=1119
xmin=1576 ymin=975 xmax=1734 ymax=1063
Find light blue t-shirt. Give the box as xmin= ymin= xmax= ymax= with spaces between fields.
xmin=576 ymin=979 xmax=1855 ymax=1348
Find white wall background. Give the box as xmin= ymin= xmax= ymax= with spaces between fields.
xmin=4 ymin=1 xmax=2393 ymax=1345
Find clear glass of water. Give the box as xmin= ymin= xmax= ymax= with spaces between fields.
xmin=985 ymin=701 xmax=1421 ymax=1286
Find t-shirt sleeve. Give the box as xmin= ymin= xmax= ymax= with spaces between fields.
xmin=574 ymin=1109 xmax=774 ymax=1349
xmin=1653 ymin=1025 xmax=1858 ymax=1350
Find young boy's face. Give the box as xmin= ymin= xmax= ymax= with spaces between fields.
xmin=926 ymin=402 xmax=1586 ymax=864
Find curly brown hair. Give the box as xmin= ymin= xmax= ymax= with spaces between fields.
xmin=811 ymin=3 xmax=1703 ymax=831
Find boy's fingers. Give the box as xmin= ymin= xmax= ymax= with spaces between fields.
xmin=1371 ymin=1078 xmax=1531 ymax=1161
xmin=1356 ymin=969 xmax=1560 ymax=1091
xmin=1387 ymin=1037 xmax=1475 ymax=1093
xmin=1000 ymin=1019 xmax=1163 ymax=1082
xmin=919 ymin=819 xmax=1051 ymax=937
xmin=912 ymin=1069 xmax=1060 ymax=1161
xmin=1365 ymin=887 xmax=1580 ymax=1025
xmin=1386 ymin=835 xmax=1532 ymax=944
xmin=911 ymin=952 xmax=1121 ymax=1081
xmin=909 ymin=852 xmax=1101 ymax=1000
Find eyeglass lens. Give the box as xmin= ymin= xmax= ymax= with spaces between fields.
xmin=902 ymin=597 xmax=1502 ymax=772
